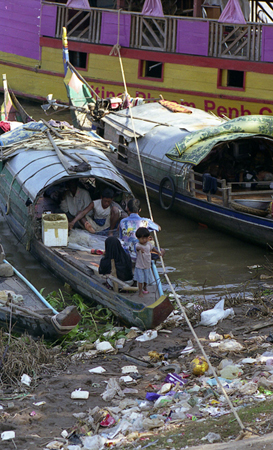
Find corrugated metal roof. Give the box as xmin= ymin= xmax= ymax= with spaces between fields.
xmin=5 ymin=148 xmax=132 ymax=202
xmin=103 ymin=102 xmax=223 ymax=138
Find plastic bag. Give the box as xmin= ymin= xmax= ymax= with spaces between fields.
xmin=200 ymin=299 xmax=234 ymax=326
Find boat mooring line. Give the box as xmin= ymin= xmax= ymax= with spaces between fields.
xmin=113 ymin=40 xmax=246 ymax=433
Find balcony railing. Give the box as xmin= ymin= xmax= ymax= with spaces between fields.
xmin=44 ymin=2 xmax=268 ymax=62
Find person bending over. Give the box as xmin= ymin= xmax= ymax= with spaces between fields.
xmin=68 ymin=188 xmax=121 ymax=235
xmin=134 ymin=227 xmax=162 ymax=297
xmin=99 ymin=236 xmax=133 ymax=283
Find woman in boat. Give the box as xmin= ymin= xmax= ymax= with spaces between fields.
xmin=99 ymin=236 xmax=133 ymax=283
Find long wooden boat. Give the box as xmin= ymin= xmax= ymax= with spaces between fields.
xmin=0 ymin=244 xmax=81 ymax=339
xmin=99 ymin=103 xmax=273 ymax=248
xmin=0 ymin=121 xmax=173 ymax=329
xmin=0 ymin=1 xmax=273 ymax=118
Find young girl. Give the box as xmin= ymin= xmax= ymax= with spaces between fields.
xmin=134 ymin=227 xmax=162 ymax=297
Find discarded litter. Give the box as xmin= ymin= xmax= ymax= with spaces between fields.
xmin=190 ymin=356 xmax=209 ymax=376
xmin=209 ymin=331 xmax=223 ymax=341
xmin=71 ymin=389 xmax=89 ymax=399
xmin=200 ymin=299 xmax=234 ymax=326
xmin=218 ymin=339 xmax=244 ymax=352
xmin=21 ymin=373 xmax=32 ymax=386
xmin=121 ymin=365 xmax=139 ymax=374
xmin=1 ymin=431 xmax=15 ymax=440
xmin=136 ymin=330 xmax=158 ymax=341
xmin=89 ymin=366 xmax=106 ymax=374
xmin=95 ymin=341 xmax=115 ymax=352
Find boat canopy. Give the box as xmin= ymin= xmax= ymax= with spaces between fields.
xmin=166 ymin=115 xmax=273 ymax=165
xmin=103 ymin=102 xmax=224 ymax=140
xmin=1 ymin=122 xmax=131 ymax=201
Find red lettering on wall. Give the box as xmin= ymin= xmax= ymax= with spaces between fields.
xmin=106 ymin=91 xmax=115 ymax=97
xmin=204 ymin=100 xmax=215 ymax=112
xmin=259 ymin=107 xmax=272 ymax=115
xmin=217 ymin=106 xmax=227 ymax=116
xmin=240 ymin=105 xmax=251 ymax=116
xmin=228 ymin=107 xmax=239 ymax=119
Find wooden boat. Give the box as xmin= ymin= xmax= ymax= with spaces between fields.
xmin=0 ymin=244 xmax=81 ymax=339
xmin=0 ymin=121 xmax=173 ymax=330
xmin=0 ymin=1 xmax=273 ymax=117
xmin=99 ymin=103 xmax=273 ymax=248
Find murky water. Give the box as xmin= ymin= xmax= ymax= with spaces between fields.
xmin=0 ymin=97 xmax=272 ymax=300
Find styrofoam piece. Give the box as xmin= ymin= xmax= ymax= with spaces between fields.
xmin=95 ymin=341 xmax=114 ymax=352
xmin=1 ymin=431 xmax=15 ymax=440
xmin=89 ymin=366 xmax=106 ymax=373
xmin=121 ymin=365 xmax=138 ymax=374
xmin=71 ymin=389 xmax=89 ymax=399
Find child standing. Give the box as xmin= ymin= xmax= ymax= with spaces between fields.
xmin=134 ymin=227 xmax=162 ymax=297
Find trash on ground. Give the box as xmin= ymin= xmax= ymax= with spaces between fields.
xmin=199 ymin=299 xmax=234 ymax=326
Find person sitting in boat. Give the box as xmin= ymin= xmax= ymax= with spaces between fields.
xmin=119 ymin=198 xmax=161 ymax=261
xmin=99 ymin=236 xmax=133 ymax=285
xmin=68 ymin=188 xmax=122 ymax=235
xmin=60 ymin=179 xmax=93 ymax=228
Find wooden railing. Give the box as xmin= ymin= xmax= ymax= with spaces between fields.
xmin=208 ymin=22 xmax=262 ymax=60
xmin=188 ymin=171 xmax=229 ymax=206
xmin=45 ymin=2 xmax=266 ymax=61
xmin=188 ymin=171 xmax=273 ymax=208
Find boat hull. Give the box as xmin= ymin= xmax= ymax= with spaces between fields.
xmin=116 ymin=164 xmax=273 ymax=248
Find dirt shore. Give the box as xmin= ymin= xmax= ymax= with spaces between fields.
xmin=1 ymin=296 xmax=273 ymax=450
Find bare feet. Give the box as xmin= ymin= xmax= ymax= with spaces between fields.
xmin=139 ymin=292 xmax=144 ymax=297
xmin=85 ymin=222 xmax=95 ymax=233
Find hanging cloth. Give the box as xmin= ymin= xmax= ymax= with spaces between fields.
xmin=218 ymin=0 xmax=246 ymax=23
xmin=66 ymin=0 xmax=91 ymax=8
xmin=141 ymin=0 xmax=164 ymax=17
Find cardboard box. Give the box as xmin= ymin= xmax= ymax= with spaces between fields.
xmin=42 ymin=213 xmax=68 ymax=247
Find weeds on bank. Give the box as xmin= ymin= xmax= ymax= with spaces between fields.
xmin=45 ymin=288 xmax=128 ymax=349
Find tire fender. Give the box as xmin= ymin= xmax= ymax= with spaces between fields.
xmin=159 ymin=176 xmax=175 ymax=210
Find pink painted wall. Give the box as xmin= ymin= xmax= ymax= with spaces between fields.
xmin=176 ymin=20 xmax=209 ymax=56
xmin=40 ymin=4 xmax=57 ymax=38
xmin=261 ymin=26 xmax=273 ymax=62
xmin=100 ymin=12 xmax=131 ymax=47
xmin=0 ymin=0 xmax=41 ymax=60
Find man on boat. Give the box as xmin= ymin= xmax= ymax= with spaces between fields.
xmin=60 ymin=179 xmax=93 ymax=229
xmin=119 ymin=198 xmax=161 ymax=261
xmin=68 ymin=187 xmax=122 ymax=234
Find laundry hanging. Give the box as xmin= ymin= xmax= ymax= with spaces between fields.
xmin=218 ymin=0 xmax=246 ymax=23
xmin=141 ymin=0 xmax=164 ymax=17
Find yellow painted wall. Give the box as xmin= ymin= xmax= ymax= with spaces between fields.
xmin=1 ymin=47 xmax=273 ymax=118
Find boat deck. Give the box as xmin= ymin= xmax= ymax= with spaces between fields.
xmin=52 ymin=246 xmax=161 ymax=305
xmin=0 ymin=274 xmax=53 ymax=315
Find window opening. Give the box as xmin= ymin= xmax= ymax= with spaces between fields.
xmin=118 ymin=135 xmax=128 ymax=163
xmin=227 ymin=70 xmax=244 ymax=88
xmin=143 ymin=61 xmax=163 ymax=79
xmin=69 ymin=51 xmax=87 ymax=69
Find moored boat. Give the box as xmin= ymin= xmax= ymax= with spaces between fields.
xmin=0 ymin=244 xmax=81 ymax=339
xmin=0 ymin=121 xmax=173 ymax=329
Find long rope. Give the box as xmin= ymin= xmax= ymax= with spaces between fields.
xmin=112 ymin=37 xmax=246 ymax=432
